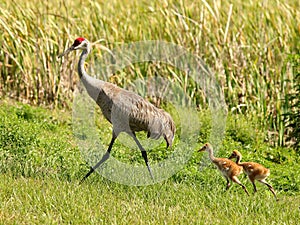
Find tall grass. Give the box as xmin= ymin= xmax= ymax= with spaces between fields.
xmin=0 ymin=0 xmax=299 ymax=144
xmin=283 ymin=54 xmax=300 ymax=150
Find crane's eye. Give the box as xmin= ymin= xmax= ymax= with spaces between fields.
xmin=73 ymin=41 xmax=79 ymax=47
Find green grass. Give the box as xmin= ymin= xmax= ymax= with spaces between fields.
xmin=1 ymin=176 xmax=299 ymax=225
xmin=0 ymin=101 xmax=300 ymax=224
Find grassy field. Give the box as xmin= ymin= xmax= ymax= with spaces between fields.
xmin=1 ymin=0 xmax=299 ymax=142
xmin=0 ymin=101 xmax=299 ymax=224
xmin=0 ymin=0 xmax=300 ymax=224
xmin=1 ymin=176 xmax=299 ymax=224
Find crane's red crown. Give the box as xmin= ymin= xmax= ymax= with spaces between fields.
xmin=73 ymin=37 xmax=85 ymax=47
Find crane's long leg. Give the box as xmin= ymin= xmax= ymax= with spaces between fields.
xmin=131 ymin=134 xmax=155 ymax=181
xmin=258 ymin=179 xmax=278 ymax=200
xmin=79 ymin=132 xmax=117 ymax=184
xmin=251 ymin=179 xmax=258 ymax=193
xmin=232 ymin=176 xmax=250 ymax=196
xmin=225 ymin=177 xmax=231 ymax=190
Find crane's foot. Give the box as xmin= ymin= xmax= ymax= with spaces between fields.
xmin=146 ymin=164 xmax=155 ymax=182
xmin=79 ymin=167 xmax=95 ymax=185
xmin=242 ymin=185 xmax=250 ymax=196
xmin=79 ymin=151 xmax=111 ymax=185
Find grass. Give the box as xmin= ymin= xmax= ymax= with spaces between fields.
xmin=0 ymin=100 xmax=300 ymax=224
xmin=1 ymin=176 xmax=300 ymax=225
xmin=283 ymin=54 xmax=300 ymax=150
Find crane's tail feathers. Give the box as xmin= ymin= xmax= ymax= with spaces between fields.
xmin=147 ymin=131 xmax=161 ymax=140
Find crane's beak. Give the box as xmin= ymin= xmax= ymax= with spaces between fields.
xmin=58 ymin=45 xmax=74 ymax=58
xmin=228 ymin=154 xmax=234 ymax=159
xmin=198 ymin=146 xmax=205 ymax=152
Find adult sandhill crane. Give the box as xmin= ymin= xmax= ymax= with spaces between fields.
xmin=229 ymin=150 xmax=277 ymax=200
xmin=199 ymin=143 xmax=249 ymax=195
xmin=59 ymin=37 xmax=176 ymax=183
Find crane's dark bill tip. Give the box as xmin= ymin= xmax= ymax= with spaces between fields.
xmin=198 ymin=147 xmax=204 ymax=152
xmin=58 ymin=46 xmax=73 ymax=58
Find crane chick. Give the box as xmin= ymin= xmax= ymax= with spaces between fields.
xmin=229 ymin=150 xmax=278 ymax=200
xmin=199 ymin=143 xmax=249 ymax=195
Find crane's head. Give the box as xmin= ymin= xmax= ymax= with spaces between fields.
xmin=58 ymin=37 xmax=90 ymax=58
xmin=228 ymin=150 xmax=241 ymax=159
xmin=198 ymin=143 xmax=212 ymax=152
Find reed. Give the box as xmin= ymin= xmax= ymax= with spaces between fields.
xmin=0 ymin=0 xmax=299 ymax=144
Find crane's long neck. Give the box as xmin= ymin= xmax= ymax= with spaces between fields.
xmin=235 ymin=154 xmax=242 ymax=165
xmin=207 ymin=148 xmax=216 ymax=162
xmin=77 ymin=46 xmax=106 ymax=102
xmin=78 ymin=48 xmax=90 ymax=79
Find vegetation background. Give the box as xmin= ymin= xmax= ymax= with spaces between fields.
xmin=0 ymin=0 xmax=299 ymax=224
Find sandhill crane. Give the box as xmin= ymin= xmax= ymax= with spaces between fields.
xmin=59 ymin=37 xmax=176 ymax=183
xmin=199 ymin=143 xmax=249 ymax=195
xmin=229 ymin=150 xmax=277 ymax=200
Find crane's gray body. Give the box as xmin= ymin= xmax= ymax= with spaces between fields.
xmin=59 ymin=38 xmax=176 ymax=182
xmin=79 ymin=47 xmax=175 ymax=148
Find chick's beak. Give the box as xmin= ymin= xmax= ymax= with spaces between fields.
xmin=198 ymin=146 xmax=205 ymax=152
xmin=58 ymin=45 xmax=74 ymax=58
